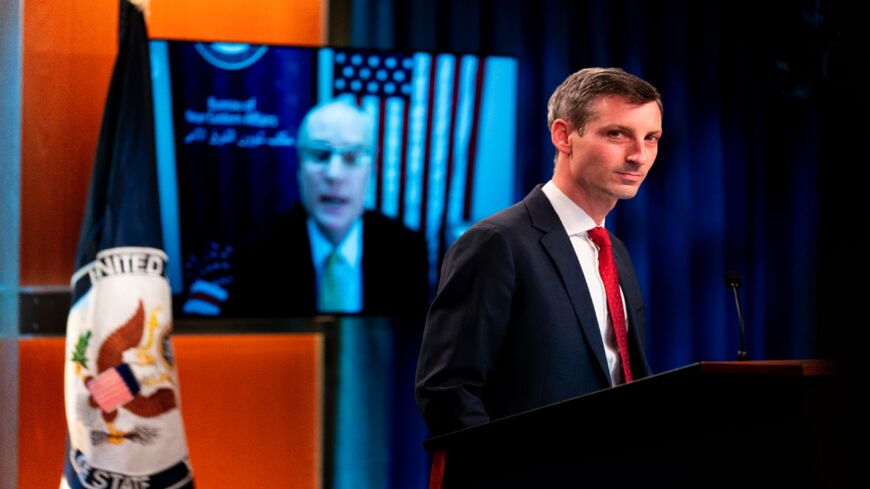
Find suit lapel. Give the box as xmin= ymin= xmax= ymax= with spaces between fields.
xmin=525 ymin=187 xmax=612 ymax=385
xmin=274 ymin=205 xmax=317 ymax=314
xmin=613 ymin=247 xmax=639 ymax=335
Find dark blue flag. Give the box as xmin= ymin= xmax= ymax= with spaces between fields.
xmin=61 ymin=2 xmax=194 ymax=488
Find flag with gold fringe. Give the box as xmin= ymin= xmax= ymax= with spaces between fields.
xmin=61 ymin=1 xmax=194 ymax=487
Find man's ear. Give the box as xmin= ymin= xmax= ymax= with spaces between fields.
xmin=550 ymin=119 xmax=573 ymax=156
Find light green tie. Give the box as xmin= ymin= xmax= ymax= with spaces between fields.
xmin=319 ymin=249 xmax=344 ymax=312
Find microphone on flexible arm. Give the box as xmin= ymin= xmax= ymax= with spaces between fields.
xmin=724 ymin=270 xmax=749 ymax=361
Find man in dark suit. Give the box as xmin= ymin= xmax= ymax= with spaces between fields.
xmin=415 ymin=67 xmax=662 ymax=436
xmin=219 ymin=99 xmax=428 ymax=317
xmin=235 ymin=203 xmax=429 ymax=317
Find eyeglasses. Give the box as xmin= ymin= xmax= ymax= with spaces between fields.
xmin=298 ymin=143 xmax=372 ymax=169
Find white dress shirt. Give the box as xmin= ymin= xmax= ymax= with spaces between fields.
xmin=307 ymin=217 xmax=363 ymax=313
xmin=541 ymin=180 xmax=629 ymax=385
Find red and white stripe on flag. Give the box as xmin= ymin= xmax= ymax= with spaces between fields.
xmin=318 ymin=48 xmax=488 ymax=280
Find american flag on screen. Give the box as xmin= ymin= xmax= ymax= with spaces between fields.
xmin=318 ymin=48 xmax=503 ymax=280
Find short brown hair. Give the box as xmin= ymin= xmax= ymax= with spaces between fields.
xmin=547 ymin=67 xmax=662 ymax=134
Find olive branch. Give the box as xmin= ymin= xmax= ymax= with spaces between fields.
xmin=71 ymin=330 xmax=92 ymax=369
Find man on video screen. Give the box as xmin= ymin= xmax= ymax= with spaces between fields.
xmin=220 ymin=98 xmax=429 ymax=317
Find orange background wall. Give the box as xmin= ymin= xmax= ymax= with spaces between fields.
xmin=19 ymin=0 xmax=117 ymax=285
xmin=19 ymin=0 xmax=324 ymax=286
xmin=149 ymin=0 xmax=325 ymax=45
xmin=18 ymin=334 xmax=323 ymax=489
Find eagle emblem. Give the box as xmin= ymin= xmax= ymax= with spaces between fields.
xmin=71 ymin=300 xmax=178 ymax=446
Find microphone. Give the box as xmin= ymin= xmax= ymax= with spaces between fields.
xmin=724 ymin=271 xmax=749 ymax=361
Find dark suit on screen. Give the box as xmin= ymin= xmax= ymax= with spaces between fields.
xmin=415 ymin=185 xmax=652 ymax=436
xmin=227 ymin=204 xmax=429 ymax=317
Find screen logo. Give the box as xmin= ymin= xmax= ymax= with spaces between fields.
xmin=195 ymin=42 xmax=269 ymax=70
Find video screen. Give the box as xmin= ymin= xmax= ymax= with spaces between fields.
xmin=150 ymin=41 xmax=518 ymax=318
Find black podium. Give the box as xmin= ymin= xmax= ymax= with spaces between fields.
xmin=424 ymin=361 xmax=842 ymax=489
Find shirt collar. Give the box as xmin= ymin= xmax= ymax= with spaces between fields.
xmin=307 ymin=217 xmax=363 ymax=268
xmin=541 ymin=180 xmax=602 ymax=236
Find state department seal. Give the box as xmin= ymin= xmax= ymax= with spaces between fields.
xmin=195 ymin=42 xmax=269 ymax=70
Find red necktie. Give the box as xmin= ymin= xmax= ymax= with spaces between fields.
xmin=587 ymin=227 xmax=633 ymax=383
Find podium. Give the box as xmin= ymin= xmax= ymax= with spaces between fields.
xmin=424 ymin=360 xmax=841 ymax=489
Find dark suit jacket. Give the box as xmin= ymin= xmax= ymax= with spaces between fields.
xmin=227 ymin=205 xmax=429 ymax=317
xmin=415 ymin=185 xmax=652 ymax=436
